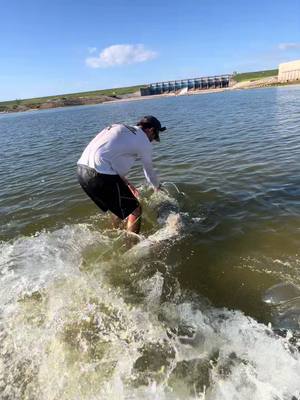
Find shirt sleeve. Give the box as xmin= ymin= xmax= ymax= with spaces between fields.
xmin=139 ymin=145 xmax=160 ymax=188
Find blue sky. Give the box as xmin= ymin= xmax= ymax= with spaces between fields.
xmin=1 ymin=0 xmax=300 ymax=101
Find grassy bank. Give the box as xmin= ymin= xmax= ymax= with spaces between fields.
xmin=0 ymin=69 xmax=288 ymax=113
xmin=233 ymin=69 xmax=278 ymax=82
xmin=0 ymin=85 xmax=144 ymax=113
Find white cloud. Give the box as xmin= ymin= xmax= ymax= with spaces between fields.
xmin=88 ymin=47 xmax=97 ymax=54
xmin=278 ymin=42 xmax=300 ymax=51
xmin=86 ymin=44 xmax=157 ymax=68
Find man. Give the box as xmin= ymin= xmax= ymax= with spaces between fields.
xmin=77 ymin=115 xmax=166 ymax=234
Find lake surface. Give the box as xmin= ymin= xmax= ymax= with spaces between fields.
xmin=1 ymin=87 xmax=300 ymax=399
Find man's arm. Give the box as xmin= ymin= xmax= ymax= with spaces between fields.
xmin=140 ymin=147 xmax=160 ymax=189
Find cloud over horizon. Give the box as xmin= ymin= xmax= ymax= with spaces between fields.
xmin=86 ymin=44 xmax=157 ymax=68
xmin=278 ymin=42 xmax=300 ymax=51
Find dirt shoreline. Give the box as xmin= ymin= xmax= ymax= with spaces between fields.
xmin=102 ymin=78 xmax=300 ymax=105
xmin=102 ymin=88 xmax=226 ymax=105
xmin=1 ymin=78 xmax=300 ymax=114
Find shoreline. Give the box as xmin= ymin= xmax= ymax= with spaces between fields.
xmin=102 ymin=88 xmax=227 ymax=105
xmin=1 ymin=80 xmax=300 ymax=114
xmin=103 ymin=77 xmax=300 ymax=105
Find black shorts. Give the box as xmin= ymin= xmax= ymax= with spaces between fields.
xmin=77 ymin=165 xmax=140 ymax=220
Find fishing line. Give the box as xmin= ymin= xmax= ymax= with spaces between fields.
xmin=161 ymin=181 xmax=186 ymax=196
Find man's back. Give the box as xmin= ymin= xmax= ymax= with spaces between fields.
xmin=77 ymin=124 xmax=151 ymax=177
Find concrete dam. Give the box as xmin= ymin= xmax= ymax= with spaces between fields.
xmin=140 ymin=74 xmax=232 ymax=96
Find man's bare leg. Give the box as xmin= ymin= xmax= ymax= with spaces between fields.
xmin=127 ymin=206 xmax=142 ymax=234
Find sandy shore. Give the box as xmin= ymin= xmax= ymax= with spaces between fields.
xmin=2 ymin=78 xmax=299 ymax=114
xmin=103 ymin=77 xmax=300 ymax=105
xmin=103 ymin=88 xmax=227 ymax=105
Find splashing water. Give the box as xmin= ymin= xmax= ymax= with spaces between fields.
xmin=0 ymin=188 xmax=300 ymax=400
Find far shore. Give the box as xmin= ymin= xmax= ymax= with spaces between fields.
xmin=102 ymin=87 xmax=227 ymax=105
xmin=1 ymin=78 xmax=300 ymax=114
xmin=104 ymin=80 xmax=300 ymax=105
xmin=111 ymin=76 xmax=299 ymax=105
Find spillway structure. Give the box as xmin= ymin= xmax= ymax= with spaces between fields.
xmin=278 ymin=60 xmax=300 ymax=83
xmin=140 ymin=74 xmax=232 ymax=96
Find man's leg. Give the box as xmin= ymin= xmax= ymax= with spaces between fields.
xmin=127 ymin=206 xmax=142 ymax=234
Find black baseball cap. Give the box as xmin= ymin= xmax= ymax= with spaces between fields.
xmin=137 ymin=115 xmax=166 ymax=141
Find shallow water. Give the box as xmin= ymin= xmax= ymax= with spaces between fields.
xmin=1 ymin=87 xmax=300 ymax=399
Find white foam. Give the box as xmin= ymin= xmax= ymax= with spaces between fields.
xmin=124 ymin=213 xmax=182 ymax=260
xmin=207 ymin=309 xmax=300 ymax=399
xmin=1 ymin=218 xmax=300 ymax=399
xmin=0 ymin=224 xmax=109 ymax=307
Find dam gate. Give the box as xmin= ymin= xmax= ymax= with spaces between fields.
xmin=140 ymin=75 xmax=232 ymax=96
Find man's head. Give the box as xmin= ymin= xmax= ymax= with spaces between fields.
xmin=137 ymin=115 xmax=166 ymax=142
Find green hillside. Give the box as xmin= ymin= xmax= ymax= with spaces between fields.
xmin=0 ymin=69 xmax=284 ymax=113
xmin=0 ymin=85 xmax=144 ymax=112
xmin=233 ymin=69 xmax=278 ymax=82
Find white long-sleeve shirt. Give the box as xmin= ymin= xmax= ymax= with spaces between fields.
xmin=77 ymin=124 xmax=160 ymax=188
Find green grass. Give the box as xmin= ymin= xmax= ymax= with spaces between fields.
xmin=0 ymin=70 xmax=289 ymax=112
xmin=233 ymin=69 xmax=278 ymax=82
xmin=0 ymin=84 xmax=145 ymax=111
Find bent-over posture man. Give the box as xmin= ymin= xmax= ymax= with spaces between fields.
xmin=77 ymin=116 xmax=166 ymax=234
